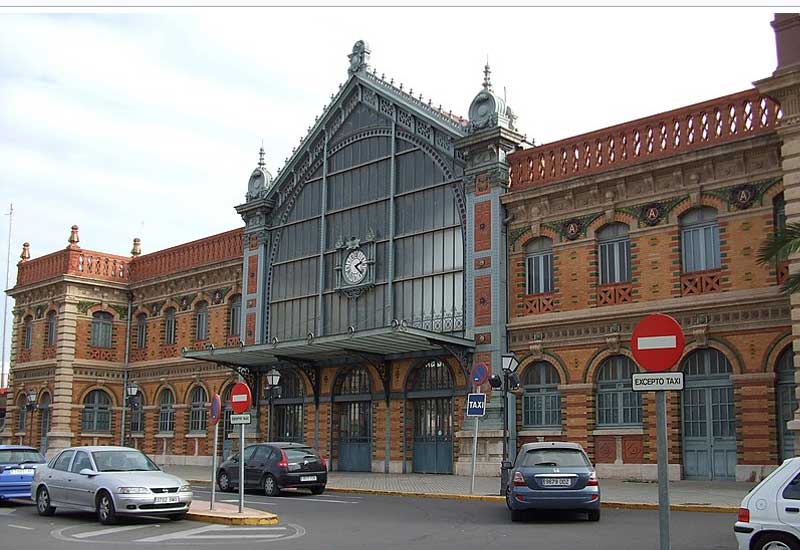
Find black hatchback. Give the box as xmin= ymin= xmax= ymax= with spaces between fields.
xmin=217 ymin=442 xmax=327 ymax=496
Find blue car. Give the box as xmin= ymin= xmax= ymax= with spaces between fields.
xmin=0 ymin=445 xmax=46 ymax=501
xmin=505 ymin=442 xmax=601 ymax=522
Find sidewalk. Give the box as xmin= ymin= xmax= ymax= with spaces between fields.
xmin=164 ymin=465 xmax=754 ymax=511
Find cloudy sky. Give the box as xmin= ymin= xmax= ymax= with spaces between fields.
xmin=0 ymin=7 xmax=783 ymax=375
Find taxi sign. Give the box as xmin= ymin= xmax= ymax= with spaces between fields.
xmin=632 ymin=372 xmax=684 ymax=392
xmin=466 ymin=393 xmax=486 ymax=417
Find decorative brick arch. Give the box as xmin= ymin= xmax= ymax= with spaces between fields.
xmin=192 ymin=293 xmax=211 ymax=309
xmin=152 ymin=383 xmax=178 ymax=408
xmin=132 ymin=305 xmax=149 ymax=318
xmin=86 ymin=304 xmax=118 ymax=320
xmin=162 ymin=299 xmax=180 ymax=314
xmin=514 ymin=226 xmax=560 ymax=253
xmin=78 ymin=385 xmax=118 ymax=408
xmin=37 ymin=387 xmax=51 ymax=402
xmin=763 ymin=332 xmax=793 ymax=373
xmin=763 ymin=179 xmax=784 ymax=203
xmin=517 ymin=352 xmax=570 ymax=385
xmin=403 ymin=357 xmax=461 ymax=393
xmin=330 ymin=364 xmax=383 ymax=399
xmin=582 ymin=347 xmax=636 ymax=384
xmin=675 ymin=337 xmax=744 ymax=375
xmin=184 ymin=381 xmax=211 ymax=404
xmin=669 ymin=194 xmax=726 ymax=224
xmin=586 ymin=212 xmax=637 ymax=239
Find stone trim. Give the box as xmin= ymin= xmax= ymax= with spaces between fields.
xmin=558 ymin=383 xmax=593 ymax=392
xmin=591 ymin=427 xmax=644 ymax=436
xmin=518 ymin=430 xmax=563 ymax=437
xmin=731 ymin=373 xmax=776 ymax=383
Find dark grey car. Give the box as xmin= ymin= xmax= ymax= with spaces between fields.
xmin=217 ymin=442 xmax=327 ymax=496
xmin=505 ymin=442 xmax=601 ymax=522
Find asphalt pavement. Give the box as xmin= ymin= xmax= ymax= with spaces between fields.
xmin=0 ymin=483 xmax=738 ymax=550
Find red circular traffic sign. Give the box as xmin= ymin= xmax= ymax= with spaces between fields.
xmin=470 ymin=363 xmax=489 ymax=386
xmin=631 ymin=313 xmax=685 ymax=372
xmin=230 ymin=382 xmax=252 ymax=414
xmin=210 ymin=393 xmax=222 ymax=425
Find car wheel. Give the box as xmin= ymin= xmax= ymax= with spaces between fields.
xmin=510 ymin=509 xmax=525 ymax=522
xmin=310 ymin=485 xmax=325 ymax=495
xmin=169 ymin=512 xmax=187 ymax=521
xmin=36 ymin=487 xmax=56 ymax=516
xmin=587 ymin=509 xmax=601 ymax=522
xmin=96 ymin=491 xmax=118 ymax=525
xmin=218 ymin=471 xmax=233 ymax=493
xmin=754 ymin=532 xmax=800 ymax=550
xmin=262 ymin=474 xmax=280 ymax=497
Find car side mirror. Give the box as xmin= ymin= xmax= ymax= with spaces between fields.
xmin=501 ymin=460 xmax=513 ymax=470
xmin=79 ymin=468 xmax=98 ymax=476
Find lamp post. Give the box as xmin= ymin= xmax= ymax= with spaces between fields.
xmin=264 ymin=368 xmax=281 ymax=442
xmin=25 ymin=390 xmax=37 ymax=448
xmin=499 ymin=353 xmax=520 ymax=496
xmin=125 ymin=382 xmax=139 ymax=448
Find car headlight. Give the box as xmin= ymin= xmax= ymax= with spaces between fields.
xmin=179 ymin=484 xmax=191 ymax=493
xmin=117 ymin=487 xmax=151 ymax=494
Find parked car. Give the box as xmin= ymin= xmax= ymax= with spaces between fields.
xmin=735 ymin=456 xmax=800 ymax=550
xmin=0 ymin=445 xmax=46 ymax=501
xmin=217 ymin=442 xmax=327 ymax=496
xmin=505 ymin=442 xmax=600 ymax=522
xmin=32 ymin=446 xmax=192 ymax=524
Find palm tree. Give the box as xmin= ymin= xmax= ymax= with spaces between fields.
xmin=758 ymin=222 xmax=800 ymax=294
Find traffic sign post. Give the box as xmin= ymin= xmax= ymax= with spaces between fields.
xmin=230 ymin=382 xmax=252 ymax=514
xmin=209 ymin=393 xmax=221 ymax=511
xmin=631 ymin=314 xmax=685 ymax=550
xmin=467 ymin=393 xmax=486 ymax=495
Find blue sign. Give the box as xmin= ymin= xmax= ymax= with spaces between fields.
xmin=470 ymin=363 xmax=489 ymax=387
xmin=466 ymin=393 xmax=486 ymax=417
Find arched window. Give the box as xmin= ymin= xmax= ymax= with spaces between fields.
xmin=680 ymin=207 xmax=720 ymax=273
xmin=597 ymin=223 xmax=631 ymax=284
xmin=158 ymin=388 xmax=175 ymax=433
xmin=91 ymin=312 xmax=113 ymax=348
xmin=164 ymin=308 xmax=176 ymax=345
xmin=596 ymin=356 xmax=641 ymax=426
xmin=46 ymin=311 xmax=57 ymax=347
xmin=522 ymin=361 xmax=561 ymax=428
xmin=683 ymin=348 xmax=732 ymax=377
xmin=229 ymin=295 xmax=242 ymax=337
xmin=195 ymin=302 xmax=209 ymax=341
xmin=82 ymin=389 xmax=111 ymax=432
xmin=408 ymin=359 xmax=454 ymax=392
xmin=22 ymin=316 xmax=32 ymax=350
xmin=188 ymin=386 xmax=208 ymax=433
xmin=16 ymin=394 xmax=27 ymax=433
xmin=337 ymin=367 xmax=371 ymax=395
xmin=774 ymin=192 xmax=786 ymax=235
xmin=136 ymin=314 xmax=147 ymax=349
xmin=525 ymin=237 xmax=553 ymax=294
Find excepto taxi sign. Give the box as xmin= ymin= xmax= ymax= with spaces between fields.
xmin=632 ymin=372 xmax=684 ymax=392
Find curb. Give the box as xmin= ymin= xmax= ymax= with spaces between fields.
xmin=326 ymin=487 xmax=738 ymax=513
xmin=186 ymin=511 xmax=280 ymax=526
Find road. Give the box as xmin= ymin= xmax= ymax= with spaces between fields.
xmin=0 ymin=483 xmax=737 ymax=550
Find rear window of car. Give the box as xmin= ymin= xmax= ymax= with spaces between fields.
xmin=0 ymin=449 xmax=44 ymax=465
xmin=283 ymin=448 xmax=318 ymax=462
xmin=519 ymin=449 xmax=590 ymax=468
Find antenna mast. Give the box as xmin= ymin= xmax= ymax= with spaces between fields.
xmin=1 ymin=203 xmax=12 ymax=388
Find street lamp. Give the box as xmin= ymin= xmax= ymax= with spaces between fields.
xmin=25 ymin=390 xmax=37 ymax=448
xmin=264 ymin=368 xmax=281 ymax=441
xmin=499 ymin=353 xmax=520 ymax=496
xmin=125 ymin=382 xmax=139 ymax=448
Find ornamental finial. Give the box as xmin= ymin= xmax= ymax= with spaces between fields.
xmin=131 ymin=237 xmax=141 ymax=257
xmin=483 ymin=59 xmax=492 ymax=91
xmin=19 ymin=242 xmax=30 ymax=262
xmin=258 ymin=142 xmax=265 ymax=170
xmin=68 ymin=225 xmax=80 ymax=248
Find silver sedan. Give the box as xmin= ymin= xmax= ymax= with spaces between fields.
xmin=32 ymin=446 xmax=192 ymax=524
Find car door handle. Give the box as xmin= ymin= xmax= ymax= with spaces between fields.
xmin=786 ymin=507 xmax=799 ymax=513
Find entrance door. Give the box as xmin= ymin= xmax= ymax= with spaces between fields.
xmin=338 ymin=401 xmax=371 ymax=472
xmin=777 ymin=347 xmax=798 ymax=461
xmin=412 ymin=397 xmax=453 ymax=474
xmin=681 ymin=349 xmax=736 ymax=480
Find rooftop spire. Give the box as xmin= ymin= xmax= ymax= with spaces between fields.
xmin=258 ymin=142 xmax=266 ymax=170
xmin=483 ymin=59 xmax=492 ymax=91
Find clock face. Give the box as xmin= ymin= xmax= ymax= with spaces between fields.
xmin=343 ymin=249 xmax=368 ymax=285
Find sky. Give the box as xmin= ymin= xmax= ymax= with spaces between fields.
xmin=0 ymin=7 xmax=784 ymax=378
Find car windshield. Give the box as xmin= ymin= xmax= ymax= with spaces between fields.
xmin=92 ymin=450 xmax=160 ymax=472
xmin=519 ymin=449 xmax=590 ymax=468
xmin=284 ymin=448 xmax=317 ymax=462
xmin=0 ymin=450 xmax=44 ymax=465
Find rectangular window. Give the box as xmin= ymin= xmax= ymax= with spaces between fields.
xmin=91 ymin=321 xmax=112 ymax=348
xmin=136 ymin=319 xmax=147 ymax=349
xmin=159 ymin=408 xmax=175 ymax=433
xmin=189 ymin=407 xmax=207 ymax=433
xmin=682 ymin=224 xmax=720 ymax=273
xmin=165 ymin=315 xmax=176 ymax=345
xmin=130 ymin=409 xmax=144 ymax=433
xmin=47 ymin=315 xmax=57 ymax=347
xmin=230 ymin=303 xmax=241 ymax=337
xmin=599 ymin=239 xmax=631 ymax=284
xmin=526 ymin=252 xmax=553 ymax=294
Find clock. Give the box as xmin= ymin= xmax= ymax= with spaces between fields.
xmin=343 ymin=249 xmax=368 ymax=285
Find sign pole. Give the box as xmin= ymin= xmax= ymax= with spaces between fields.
xmin=470 ymin=414 xmax=479 ymax=495
xmin=238 ymin=422 xmax=245 ymax=514
xmin=656 ymin=390 xmax=671 ymax=550
xmin=210 ymin=421 xmax=218 ymax=511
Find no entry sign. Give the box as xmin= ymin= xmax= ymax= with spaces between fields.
xmin=631 ymin=314 xmax=685 ymax=373
xmin=230 ymin=382 xmax=252 ymax=414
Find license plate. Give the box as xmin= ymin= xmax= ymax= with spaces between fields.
xmin=542 ymin=478 xmax=572 ymax=487
xmin=154 ymin=496 xmax=179 ymax=504
xmin=300 ymin=475 xmax=317 ymax=482
xmin=8 ymin=469 xmax=34 ymax=476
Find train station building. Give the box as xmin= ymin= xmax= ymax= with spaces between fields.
xmin=5 ymin=15 xmax=800 ymax=482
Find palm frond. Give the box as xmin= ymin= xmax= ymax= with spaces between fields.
xmin=757 ymin=222 xmax=800 ymax=265
xmin=782 ymin=272 xmax=800 ymax=295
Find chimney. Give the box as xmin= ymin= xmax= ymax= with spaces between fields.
xmin=772 ymin=13 xmax=800 ymax=74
